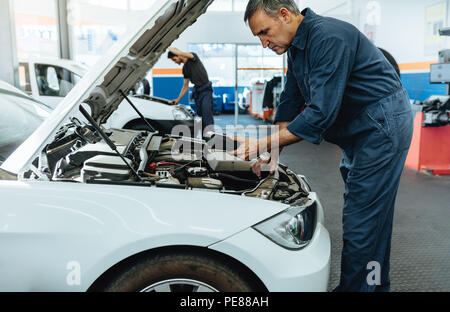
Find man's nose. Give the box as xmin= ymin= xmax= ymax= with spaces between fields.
xmin=259 ymin=36 xmax=269 ymax=48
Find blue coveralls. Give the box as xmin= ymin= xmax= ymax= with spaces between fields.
xmin=274 ymin=8 xmax=414 ymax=292
xmin=192 ymin=82 xmax=215 ymax=134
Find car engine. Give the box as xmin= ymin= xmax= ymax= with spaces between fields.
xmin=23 ymin=119 xmax=310 ymax=205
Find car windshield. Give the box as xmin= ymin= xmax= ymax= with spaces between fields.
xmin=0 ymin=88 xmax=50 ymax=163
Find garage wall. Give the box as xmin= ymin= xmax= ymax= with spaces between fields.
xmin=351 ymin=0 xmax=449 ymax=63
xmin=314 ymin=0 xmax=450 ymax=100
xmin=354 ymin=0 xmax=449 ymax=100
xmin=300 ymin=0 xmax=449 ymax=62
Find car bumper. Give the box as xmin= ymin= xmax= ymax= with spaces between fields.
xmin=209 ymin=197 xmax=331 ymax=292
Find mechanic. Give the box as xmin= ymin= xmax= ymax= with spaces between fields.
xmin=236 ymin=0 xmax=414 ymax=292
xmin=168 ymin=47 xmax=214 ymax=136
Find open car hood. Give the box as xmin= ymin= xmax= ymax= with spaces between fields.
xmin=85 ymin=0 xmax=214 ymax=124
xmin=2 ymin=0 xmax=213 ymax=175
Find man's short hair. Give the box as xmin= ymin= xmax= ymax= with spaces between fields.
xmin=244 ymin=0 xmax=301 ymax=23
xmin=168 ymin=51 xmax=176 ymax=59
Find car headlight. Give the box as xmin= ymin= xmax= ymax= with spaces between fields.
xmin=297 ymin=174 xmax=312 ymax=192
xmin=253 ymin=198 xmax=317 ymax=250
xmin=173 ymin=107 xmax=192 ymax=120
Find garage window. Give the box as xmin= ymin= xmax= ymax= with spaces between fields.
xmin=12 ymin=0 xmax=59 ymax=58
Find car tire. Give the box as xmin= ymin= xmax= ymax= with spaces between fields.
xmin=101 ymin=252 xmax=258 ymax=292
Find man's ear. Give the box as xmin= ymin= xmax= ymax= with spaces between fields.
xmin=278 ymin=7 xmax=291 ymax=23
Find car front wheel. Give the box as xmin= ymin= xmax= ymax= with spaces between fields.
xmin=101 ymin=251 xmax=260 ymax=292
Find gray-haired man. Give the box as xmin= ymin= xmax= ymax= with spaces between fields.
xmin=235 ymin=0 xmax=414 ymax=292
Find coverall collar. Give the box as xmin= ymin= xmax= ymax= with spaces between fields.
xmin=291 ymin=8 xmax=317 ymax=50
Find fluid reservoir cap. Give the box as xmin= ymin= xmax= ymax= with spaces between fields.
xmin=187 ymin=167 xmax=208 ymax=177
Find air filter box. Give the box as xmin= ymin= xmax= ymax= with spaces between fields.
xmin=81 ymin=155 xmax=132 ymax=182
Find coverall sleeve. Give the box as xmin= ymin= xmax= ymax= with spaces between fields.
xmin=286 ymin=36 xmax=352 ymax=144
xmin=273 ymin=53 xmax=305 ymax=123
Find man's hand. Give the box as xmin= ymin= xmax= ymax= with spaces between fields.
xmin=170 ymin=99 xmax=179 ymax=105
xmin=230 ymin=135 xmax=279 ymax=178
xmin=231 ymin=136 xmax=261 ymax=161
xmin=229 ymin=124 xmax=301 ymax=178
xmin=168 ymin=47 xmax=194 ymax=59
xmin=168 ymin=47 xmax=180 ymax=56
xmin=251 ymin=152 xmax=279 ymax=179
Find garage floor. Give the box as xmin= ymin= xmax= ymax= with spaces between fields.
xmin=215 ymin=113 xmax=450 ymax=292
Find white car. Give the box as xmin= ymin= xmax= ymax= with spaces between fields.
xmin=0 ymin=0 xmax=330 ymax=292
xmin=17 ymin=57 xmax=195 ymax=135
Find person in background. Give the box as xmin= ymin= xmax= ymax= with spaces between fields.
xmin=168 ymin=47 xmax=214 ymax=136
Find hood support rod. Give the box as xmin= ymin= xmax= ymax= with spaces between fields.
xmin=79 ymin=105 xmax=142 ymax=182
xmin=120 ymin=90 xmax=157 ymax=132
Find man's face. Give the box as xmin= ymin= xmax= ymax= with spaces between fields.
xmin=248 ymin=8 xmax=295 ymax=55
xmin=170 ymin=56 xmax=182 ymax=65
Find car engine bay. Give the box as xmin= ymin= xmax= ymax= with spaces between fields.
xmin=21 ymin=116 xmax=310 ymax=205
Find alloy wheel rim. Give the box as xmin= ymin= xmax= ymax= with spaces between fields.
xmin=140 ymin=278 xmax=219 ymax=292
